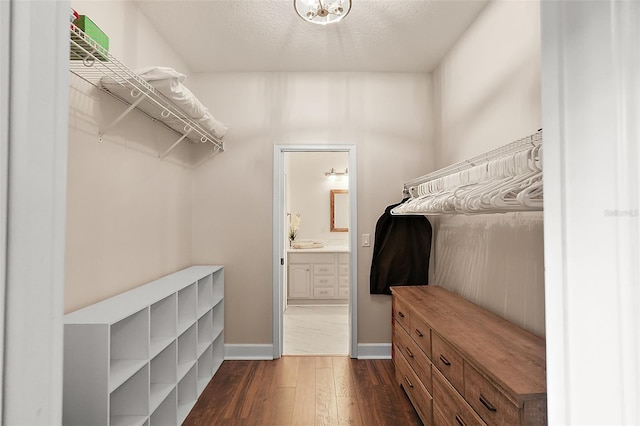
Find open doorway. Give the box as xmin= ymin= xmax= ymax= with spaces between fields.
xmin=272 ymin=145 xmax=358 ymax=359
xmin=283 ymin=151 xmax=350 ymax=355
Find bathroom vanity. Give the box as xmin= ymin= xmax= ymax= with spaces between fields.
xmin=287 ymin=249 xmax=349 ymax=304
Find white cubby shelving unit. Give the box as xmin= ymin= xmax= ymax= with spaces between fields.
xmin=63 ymin=266 xmax=224 ymax=426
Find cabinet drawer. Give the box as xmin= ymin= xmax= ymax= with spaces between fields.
xmin=338 ymin=265 xmax=349 ymax=275
xmin=410 ymin=314 xmax=432 ymax=361
xmin=338 ymin=253 xmax=349 ymax=263
xmin=338 ymin=276 xmax=349 ymax=287
xmin=314 ymin=276 xmax=335 ymax=287
xmin=393 ymin=322 xmax=432 ymax=393
xmin=393 ymin=297 xmax=411 ymax=332
xmin=314 ymin=287 xmax=335 ymax=298
xmin=395 ymin=343 xmax=433 ymax=425
xmin=464 ymin=363 xmax=519 ymax=425
xmin=314 ymin=264 xmax=336 ymax=275
xmin=432 ymin=333 xmax=464 ymax=394
xmin=433 ymin=368 xmax=486 ymax=426
xmin=338 ymin=287 xmax=349 ymax=298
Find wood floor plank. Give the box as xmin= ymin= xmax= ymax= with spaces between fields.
xmin=291 ymin=357 xmax=317 ymax=425
xmin=223 ymin=361 xmax=261 ymax=419
xmin=277 ymin=356 xmax=301 ymax=388
xmin=332 ymin=357 xmax=357 ymax=397
xmin=315 ymin=356 xmax=333 ymax=369
xmin=315 ymin=367 xmax=339 ymax=425
xmin=336 ymin=396 xmax=363 ymax=426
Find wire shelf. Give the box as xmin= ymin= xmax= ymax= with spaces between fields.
xmin=403 ymin=130 xmax=542 ymax=190
xmin=69 ymin=24 xmax=224 ymax=153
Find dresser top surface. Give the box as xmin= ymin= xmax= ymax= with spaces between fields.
xmin=391 ymin=285 xmax=546 ymax=400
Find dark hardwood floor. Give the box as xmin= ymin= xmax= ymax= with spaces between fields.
xmin=184 ymin=356 xmax=422 ymax=425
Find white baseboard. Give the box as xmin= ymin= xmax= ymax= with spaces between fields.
xmin=224 ymin=343 xmax=391 ymax=360
xmin=357 ymin=343 xmax=392 ymax=359
xmin=224 ymin=344 xmax=274 ymax=360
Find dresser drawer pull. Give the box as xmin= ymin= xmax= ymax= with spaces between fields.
xmin=479 ymin=394 xmax=497 ymax=412
xmin=404 ymin=376 xmax=414 ymax=388
xmin=398 ymin=311 xmax=405 ymax=318
xmin=439 ymin=354 xmax=451 ymax=366
xmin=414 ymin=329 xmax=423 ymax=337
xmin=405 ymin=347 xmax=414 ymax=358
xmin=455 ymin=414 xmax=466 ymax=426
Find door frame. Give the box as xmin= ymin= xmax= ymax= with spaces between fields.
xmin=272 ymin=144 xmax=358 ymax=359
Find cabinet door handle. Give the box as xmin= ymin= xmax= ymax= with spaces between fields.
xmin=398 ymin=311 xmax=405 ymax=318
xmin=455 ymin=414 xmax=466 ymax=426
xmin=405 ymin=347 xmax=414 ymax=358
xmin=439 ymin=355 xmax=451 ymax=366
xmin=479 ymin=394 xmax=497 ymax=412
xmin=414 ymin=329 xmax=423 ymax=337
xmin=404 ymin=376 xmax=414 ymax=388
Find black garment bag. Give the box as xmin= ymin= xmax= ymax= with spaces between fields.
xmin=369 ymin=200 xmax=432 ymax=295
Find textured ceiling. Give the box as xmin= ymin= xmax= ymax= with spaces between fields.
xmin=134 ymin=0 xmax=489 ymax=73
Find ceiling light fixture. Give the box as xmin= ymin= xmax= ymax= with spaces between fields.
xmin=325 ymin=168 xmax=349 ymax=177
xmin=294 ymin=0 xmax=352 ymax=25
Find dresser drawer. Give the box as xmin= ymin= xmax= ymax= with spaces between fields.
xmin=314 ymin=275 xmax=335 ymax=287
xmin=338 ymin=287 xmax=349 ymax=298
xmin=464 ymin=363 xmax=519 ymax=425
xmin=410 ymin=313 xmax=432 ymax=361
xmin=314 ymin=287 xmax=335 ymax=298
xmin=393 ymin=297 xmax=411 ymax=332
xmin=313 ymin=264 xmax=335 ymax=275
xmin=432 ymin=333 xmax=464 ymax=394
xmin=394 ymin=322 xmax=432 ymax=393
xmin=395 ymin=343 xmax=433 ymax=425
xmin=338 ymin=265 xmax=349 ymax=275
xmin=433 ymin=368 xmax=486 ymax=426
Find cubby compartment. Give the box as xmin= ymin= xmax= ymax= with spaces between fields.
xmin=197 ymin=310 xmax=214 ymax=356
xmin=150 ymin=294 xmax=177 ymax=358
xmin=211 ymin=299 xmax=224 ymax=342
xmin=110 ymin=309 xmax=149 ymax=391
xmin=197 ymin=274 xmax=213 ymax=318
xmin=150 ymin=342 xmax=177 ymax=413
xmin=110 ymin=364 xmax=149 ymax=426
xmin=178 ymin=283 xmax=197 ymax=335
xmin=177 ymin=365 xmax=197 ymax=424
xmin=212 ymin=332 xmax=224 ymax=373
xmin=197 ymin=345 xmax=214 ymax=394
xmin=150 ymin=388 xmax=177 ymax=426
xmin=177 ymin=324 xmax=197 ymax=381
xmin=212 ymin=270 xmax=224 ymax=306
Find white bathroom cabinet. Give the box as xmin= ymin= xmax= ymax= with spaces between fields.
xmin=287 ymin=251 xmax=349 ymax=303
xmin=63 ymin=265 xmax=224 ymax=426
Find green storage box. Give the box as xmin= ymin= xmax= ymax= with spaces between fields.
xmin=70 ymin=15 xmax=109 ymax=61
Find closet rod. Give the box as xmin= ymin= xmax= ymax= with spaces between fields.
xmin=403 ymin=130 xmax=542 ymax=191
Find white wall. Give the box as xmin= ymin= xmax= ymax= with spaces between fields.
xmin=65 ymin=1 xmax=198 ymax=312
xmin=287 ymin=151 xmax=349 ymax=246
xmin=431 ymin=1 xmax=544 ymax=335
xmin=191 ymin=72 xmax=434 ymax=346
xmin=542 ymin=1 xmax=640 ymax=423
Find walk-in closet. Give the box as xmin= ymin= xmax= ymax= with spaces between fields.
xmin=3 ymin=0 xmax=639 ymax=425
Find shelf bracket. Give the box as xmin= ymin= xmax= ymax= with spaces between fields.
xmin=98 ymin=94 xmax=145 ymax=142
xmin=160 ymin=128 xmax=193 ymax=159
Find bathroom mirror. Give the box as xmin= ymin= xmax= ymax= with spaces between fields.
xmin=330 ymin=189 xmax=349 ymax=232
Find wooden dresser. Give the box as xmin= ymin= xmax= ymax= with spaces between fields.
xmin=391 ymin=286 xmax=547 ymax=425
